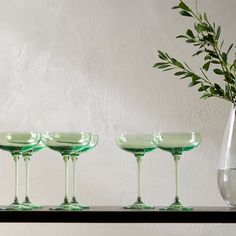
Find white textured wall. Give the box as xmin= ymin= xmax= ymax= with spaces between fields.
xmin=0 ymin=0 xmax=235 ymax=235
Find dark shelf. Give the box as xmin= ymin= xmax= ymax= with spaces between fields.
xmin=0 ymin=206 xmax=235 ymax=223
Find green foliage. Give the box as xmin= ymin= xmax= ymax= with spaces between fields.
xmin=154 ymin=0 xmax=236 ymax=103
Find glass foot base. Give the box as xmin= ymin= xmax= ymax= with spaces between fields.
xmin=50 ymin=203 xmax=85 ymax=211
xmin=69 ymin=204 xmax=84 ymax=211
xmin=70 ymin=202 xmax=89 ymax=210
xmin=160 ymin=202 xmax=192 ymax=211
xmin=124 ymin=198 xmax=154 ymax=210
xmin=50 ymin=202 xmax=72 ymax=211
xmin=6 ymin=203 xmax=31 ymax=211
xmin=22 ymin=201 xmax=42 ymax=209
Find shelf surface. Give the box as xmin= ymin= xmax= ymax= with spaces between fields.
xmin=0 ymin=206 xmax=235 ymax=223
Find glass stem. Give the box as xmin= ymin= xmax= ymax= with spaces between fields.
xmin=135 ymin=154 xmax=143 ymax=202
xmin=173 ymin=155 xmax=181 ymax=203
xmin=63 ymin=155 xmax=69 ymax=204
xmin=72 ymin=155 xmax=78 ymax=203
xmin=13 ymin=154 xmax=20 ymax=204
xmin=24 ymin=155 xmax=31 ymax=202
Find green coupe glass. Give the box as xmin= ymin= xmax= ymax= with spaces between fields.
xmin=42 ymin=132 xmax=91 ymax=210
xmin=0 ymin=132 xmax=41 ymax=210
xmin=70 ymin=134 xmax=99 ymax=210
xmin=156 ymin=132 xmax=201 ymax=211
xmin=117 ymin=134 xmax=157 ymax=209
xmin=22 ymin=140 xmax=45 ymax=209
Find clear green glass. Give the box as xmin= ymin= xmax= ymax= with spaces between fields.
xmin=42 ymin=132 xmax=91 ymax=211
xmin=70 ymin=134 xmax=99 ymax=210
xmin=0 ymin=132 xmax=41 ymax=210
xmin=22 ymin=140 xmax=45 ymax=209
xmin=156 ymin=132 xmax=201 ymax=211
xmin=117 ymin=134 xmax=157 ymax=209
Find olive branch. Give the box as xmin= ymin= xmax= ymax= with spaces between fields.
xmin=154 ymin=0 xmax=236 ymax=103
